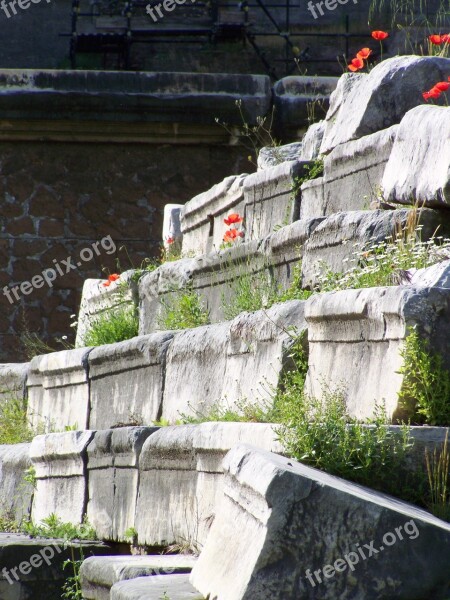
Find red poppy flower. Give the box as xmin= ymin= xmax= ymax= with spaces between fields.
xmin=223 ymin=228 xmax=244 ymax=243
xmin=102 ymin=280 xmax=111 ymax=287
xmin=108 ymin=273 xmax=120 ymax=281
xmin=434 ymin=81 xmax=450 ymax=91
xmin=423 ymin=87 xmax=442 ymax=101
xmin=429 ymin=35 xmax=444 ymax=45
xmin=371 ymin=31 xmax=389 ymax=41
xmin=357 ymin=48 xmax=372 ymax=60
xmin=224 ymin=213 xmax=243 ymax=226
xmin=166 ymin=237 xmax=175 ymax=244
xmin=348 ymin=57 xmax=364 ymax=71
xmin=442 ymin=34 xmax=450 ymax=43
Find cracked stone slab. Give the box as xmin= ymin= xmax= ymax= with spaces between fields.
xmin=30 ymin=430 xmax=94 ymax=524
xmin=190 ymin=444 xmax=450 ymax=600
xmin=86 ymin=427 xmax=159 ymax=542
xmin=111 ymin=575 xmax=204 ymax=600
xmin=27 ymin=348 xmax=92 ymax=432
xmin=382 ymin=105 xmax=450 ymax=207
xmin=81 ymin=555 xmax=197 ymax=600
xmin=88 ymin=332 xmax=174 ymax=429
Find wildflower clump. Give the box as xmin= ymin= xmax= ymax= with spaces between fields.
xmin=314 ymin=228 xmax=450 ymax=293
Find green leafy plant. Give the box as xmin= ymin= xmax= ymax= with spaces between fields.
xmin=23 ymin=466 xmax=37 ymax=489
xmin=84 ymin=305 xmax=139 ymax=347
xmin=0 ymin=511 xmax=20 ymax=533
xmin=158 ymin=288 xmax=210 ymax=330
xmin=221 ymin=267 xmax=280 ymax=321
xmin=277 ymin=262 xmax=313 ymax=302
xmin=62 ymin=548 xmax=84 ymax=600
xmin=291 ymin=157 xmax=324 ymax=198
xmin=398 ymin=328 xmax=450 ymax=426
xmin=0 ymin=396 xmax=35 ymax=445
xmin=23 ymin=514 xmax=97 ymax=541
xmin=426 ymin=432 xmax=450 ymax=521
xmin=271 ymin=334 xmax=424 ymax=504
xmin=124 ymin=527 xmax=138 ymax=544
xmin=180 ymin=396 xmax=276 ymax=425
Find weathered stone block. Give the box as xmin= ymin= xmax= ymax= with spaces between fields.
xmin=305 ymin=285 xmax=450 ymax=420
xmin=301 ymin=208 xmax=448 ymax=289
xmin=162 ymin=323 xmax=230 ymax=424
xmin=301 ymin=127 xmax=397 ymax=218
xmin=262 ymin=217 xmax=324 ymax=289
xmin=27 ymin=348 xmax=92 ymax=432
xmin=180 ymin=175 xmax=248 ymax=256
xmin=320 ymin=56 xmax=450 ymax=155
xmin=223 ymin=300 xmax=306 ymax=406
xmin=382 ymin=105 xmax=450 ymax=207
xmin=299 ymin=120 xmax=325 ymax=162
xmin=0 ymin=363 xmax=29 ymax=400
xmin=86 ymin=427 xmax=158 ymax=542
xmin=110 ymin=574 xmax=203 ymax=600
xmin=191 ymin=444 xmax=450 ymax=600
xmin=88 ymin=333 xmax=174 ymax=430
xmin=30 ymin=431 xmax=94 ymax=524
xmin=0 ymin=443 xmax=33 ymax=523
xmin=243 ymin=160 xmax=306 ymax=240
xmin=257 ymin=142 xmax=303 ymax=171
xmin=135 ymin=423 xmax=281 ymax=548
xmin=81 ymin=555 xmax=197 ymax=600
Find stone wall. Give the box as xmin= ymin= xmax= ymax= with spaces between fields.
xmin=0 ymin=70 xmax=272 ymax=362
xmin=0 ymin=141 xmax=247 ymax=362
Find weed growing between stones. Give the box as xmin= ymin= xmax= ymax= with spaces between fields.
xmin=277 ymin=262 xmax=313 ymax=303
xmin=398 ymin=328 xmax=450 ymax=426
xmin=426 ymin=432 xmax=450 ymax=521
xmin=0 ymin=511 xmax=21 ymax=533
xmin=220 ymin=259 xmax=311 ymax=321
xmin=0 ymin=395 xmax=36 ymax=444
xmin=314 ymin=226 xmax=450 ymax=292
xmin=84 ymin=304 xmax=139 ymax=347
xmin=62 ymin=547 xmax=84 ymax=600
xmin=215 ymin=100 xmax=281 ymax=167
xmin=22 ymin=514 xmax=97 ymax=541
xmin=291 ymin=156 xmax=324 ymax=199
xmin=157 ymin=288 xmax=210 ymax=331
xmin=180 ymin=396 xmax=276 ymax=425
xmin=221 ymin=265 xmax=280 ymax=321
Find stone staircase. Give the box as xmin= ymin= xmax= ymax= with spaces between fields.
xmin=0 ymin=54 xmax=449 ymax=599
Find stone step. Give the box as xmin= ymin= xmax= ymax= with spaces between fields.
xmin=110 ymin=574 xmax=203 ymax=600
xmin=81 ymin=555 xmax=198 ymax=600
xmin=27 ymin=299 xmax=307 ymax=431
